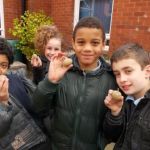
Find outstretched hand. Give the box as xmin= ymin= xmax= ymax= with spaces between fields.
xmin=0 ymin=75 xmax=9 ymax=105
xmin=104 ymin=89 xmax=124 ymax=116
xmin=48 ymin=52 xmax=73 ymax=83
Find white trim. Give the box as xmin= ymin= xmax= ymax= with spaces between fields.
xmin=109 ymin=0 xmax=114 ymax=37
xmin=0 ymin=0 xmax=5 ymax=37
xmin=73 ymin=0 xmax=80 ymax=28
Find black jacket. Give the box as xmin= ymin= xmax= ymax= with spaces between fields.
xmin=32 ymin=54 xmax=117 ymax=150
xmin=103 ymin=90 xmax=150 ymax=150
xmin=32 ymin=55 xmax=49 ymax=85
xmin=0 ymin=95 xmax=51 ymax=150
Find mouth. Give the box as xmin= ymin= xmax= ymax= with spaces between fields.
xmin=81 ymin=54 xmax=93 ymax=59
xmin=121 ymin=85 xmax=131 ymax=91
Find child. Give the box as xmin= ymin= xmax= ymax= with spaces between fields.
xmin=31 ymin=25 xmax=64 ymax=85
xmin=31 ymin=16 xmax=118 ymax=150
xmin=103 ymin=43 xmax=150 ymax=150
xmin=0 ymin=37 xmax=51 ymax=149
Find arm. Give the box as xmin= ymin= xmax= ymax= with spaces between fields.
xmin=103 ymin=89 xmax=124 ymax=142
xmin=0 ymin=102 xmax=13 ymax=138
xmin=31 ymin=54 xmax=47 ymax=85
xmin=32 ymin=52 xmax=73 ymax=116
xmin=0 ymin=75 xmax=13 ymax=137
xmin=31 ymin=77 xmax=58 ymax=117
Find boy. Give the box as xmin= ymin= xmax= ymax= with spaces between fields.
xmin=32 ymin=16 xmax=117 ymax=150
xmin=103 ymin=43 xmax=150 ymax=150
xmin=0 ymin=37 xmax=51 ymax=149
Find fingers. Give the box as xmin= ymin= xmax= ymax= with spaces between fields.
xmin=31 ymin=54 xmax=42 ymax=67
xmin=0 ymin=75 xmax=9 ymax=102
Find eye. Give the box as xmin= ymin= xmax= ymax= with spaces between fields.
xmin=125 ymin=70 xmax=132 ymax=74
xmin=77 ymin=40 xmax=85 ymax=45
xmin=0 ymin=62 xmax=8 ymax=69
xmin=54 ymin=48 xmax=60 ymax=51
xmin=114 ymin=72 xmax=120 ymax=78
xmin=92 ymin=41 xmax=100 ymax=46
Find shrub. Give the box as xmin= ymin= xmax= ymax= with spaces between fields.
xmin=9 ymin=10 xmax=53 ymax=60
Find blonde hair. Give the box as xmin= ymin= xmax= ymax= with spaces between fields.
xmin=34 ymin=25 xmax=63 ymax=55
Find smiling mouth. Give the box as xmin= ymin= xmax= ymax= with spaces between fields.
xmin=122 ymin=85 xmax=130 ymax=91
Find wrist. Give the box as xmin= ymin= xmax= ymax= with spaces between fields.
xmin=111 ymin=109 xmax=122 ymax=116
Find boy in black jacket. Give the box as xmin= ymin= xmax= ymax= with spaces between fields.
xmin=32 ymin=16 xmax=118 ymax=150
xmin=0 ymin=37 xmax=51 ymax=149
xmin=103 ymin=43 xmax=150 ymax=150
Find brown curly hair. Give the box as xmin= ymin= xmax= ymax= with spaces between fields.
xmin=34 ymin=25 xmax=64 ymax=55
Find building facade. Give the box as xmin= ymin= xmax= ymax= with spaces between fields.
xmin=1 ymin=0 xmax=150 ymax=54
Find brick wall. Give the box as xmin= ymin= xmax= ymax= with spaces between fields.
xmin=49 ymin=0 xmax=74 ymax=49
xmin=4 ymin=0 xmax=74 ymax=49
xmin=109 ymin=0 xmax=150 ymax=54
xmin=4 ymin=1 xmax=149 ymax=54
xmin=4 ymin=0 xmax=22 ymax=38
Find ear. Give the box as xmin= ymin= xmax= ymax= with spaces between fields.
xmin=144 ymin=65 xmax=150 ymax=78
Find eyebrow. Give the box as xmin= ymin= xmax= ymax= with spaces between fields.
xmin=113 ymin=66 xmax=133 ymax=72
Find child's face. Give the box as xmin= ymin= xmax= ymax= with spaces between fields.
xmin=72 ymin=27 xmax=104 ymax=70
xmin=0 ymin=54 xmax=9 ymax=75
xmin=44 ymin=38 xmax=61 ymax=61
xmin=112 ymin=58 xmax=150 ymax=99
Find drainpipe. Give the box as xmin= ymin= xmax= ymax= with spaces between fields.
xmin=22 ymin=0 xmax=26 ymax=15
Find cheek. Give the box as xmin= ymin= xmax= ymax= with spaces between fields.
xmin=0 ymin=69 xmax=7 ymax=75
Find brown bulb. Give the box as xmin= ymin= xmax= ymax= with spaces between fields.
xmin=63 ymin=58 xmax=72 ymax=67
xmin=111 ymin=90 xmax=122 ymax=100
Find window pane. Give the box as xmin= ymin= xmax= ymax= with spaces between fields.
xmin=94 ymin=0 xmax=112 ymax=33
xmin=79 ymin=0 xmax=92 ymax=19
xmin=79 ymin=0 xmax=113 ymax=33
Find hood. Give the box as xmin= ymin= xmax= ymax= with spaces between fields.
xmin=69 ymin=54 xmax=113 ymax=76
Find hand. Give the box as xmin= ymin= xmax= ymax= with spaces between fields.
xmin=31 ymin=54 xmax=42 ymax=67
xmin=104 ymin=89 xmax=124 ymax=116
xmin=0 ymin=75 xmax=9 ymax=105
xmin=48 ymin=52 xmax=73 ymax=83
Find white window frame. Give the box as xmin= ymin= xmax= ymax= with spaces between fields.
xmin=73 ymin=0 xmax=114 ymax=52
xmin=0 ymin=0 xmax=5 ymax=37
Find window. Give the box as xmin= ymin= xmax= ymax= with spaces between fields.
xmin=0 ymin=0 xmax=5 ymax=37
xmin=74 ymin=0 xmax=114 ymax=51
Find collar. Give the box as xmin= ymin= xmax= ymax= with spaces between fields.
xmin=83 ymin=60 xmax=101 ymax=73
xmin=125 ymin=96 xmax=144 ymax=106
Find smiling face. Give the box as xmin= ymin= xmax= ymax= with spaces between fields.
xmin=44 ymin=38 xmax=62 ymax=61
xmin=112 ymin=58 xmax=150 ymax=99
xmin=72 ymin=27 xmax=104 ymax=71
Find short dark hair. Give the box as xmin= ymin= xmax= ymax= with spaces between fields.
xmin=111 ymin=43 xmax=149 ymax=69
xmin=0 ymin=37 xmax=14 ymax=65
xmin=72 ymin=16 xmax=105 ymax=42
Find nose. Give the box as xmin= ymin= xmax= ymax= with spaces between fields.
xmin=119 ymin=73 xmax=128 ymax=83
xmin=84 ymin=43 xmax=92 ymax=51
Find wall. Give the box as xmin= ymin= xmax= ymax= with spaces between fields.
xmin=49 ymin=0 xmax=74 ymax=49
xmin=4 ymin=0 xmax=150 ymax=53
xmin=109 ymin=0 xmax=150 ymax=54
xmin=4 ymin=0 xmax=74 ymax=49
xmin=4 ymin=0 xmax=22 ymax=38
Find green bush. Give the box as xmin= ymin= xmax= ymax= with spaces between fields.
xmin=9 ymin=11 xmax=53 ymax=60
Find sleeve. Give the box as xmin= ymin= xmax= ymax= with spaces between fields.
xmin=19 ymin=75 xmax=36 ymax=97
xmin=32 ymin=67 xmax=45 ymax=85
xmin=32 ymin=57 xmax=49 ymax=85
xmin=0 ymin=102 xmax=13 ymax=138
xmin=103 ymin=109 xmax=124 ymax=142
xmin=31 ymin=77 xmax=58 ymax=117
